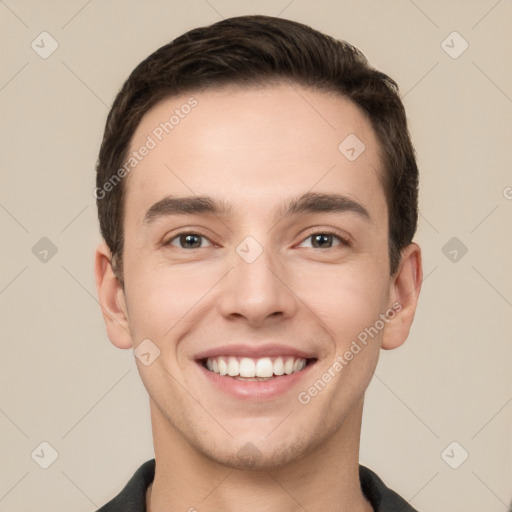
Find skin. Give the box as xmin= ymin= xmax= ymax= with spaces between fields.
xmin=95 ymin=81 xmax=422 ymax=512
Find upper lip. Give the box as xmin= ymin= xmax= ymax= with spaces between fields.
xmin=195 ymin=343 xmax=317 ymax=360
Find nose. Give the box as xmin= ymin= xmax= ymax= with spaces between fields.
xmin=217 ymin=241 xmax=298 ymax=327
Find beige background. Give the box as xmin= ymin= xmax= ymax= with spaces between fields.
xmin=1 ymin=1 xmax=511 ymax=511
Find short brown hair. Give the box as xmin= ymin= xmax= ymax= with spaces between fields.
xmin=96 ymin=14 xmax=418 ymax=285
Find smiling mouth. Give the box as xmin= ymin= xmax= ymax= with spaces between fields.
xmin=200 ymin=356 xmax=317 ymax=381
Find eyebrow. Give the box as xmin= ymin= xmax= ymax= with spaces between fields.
xmin=143 ymin=192 xmax=371 ymax=225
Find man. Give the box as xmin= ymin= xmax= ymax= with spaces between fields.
xmin=94 ymin=14 xmax=422 ymax=512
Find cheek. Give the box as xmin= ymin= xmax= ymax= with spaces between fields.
xmin=294 ymin=260 xmax=389 ymax=342
xmin=123 ymin=259 xmax=220 ymax=339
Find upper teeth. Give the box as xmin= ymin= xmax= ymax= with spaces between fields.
xmin=205 ymin=356 xmax=307 ymax=377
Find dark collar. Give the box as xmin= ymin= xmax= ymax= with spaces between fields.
xmin=97 ymin=459 xmax=419 ymax=512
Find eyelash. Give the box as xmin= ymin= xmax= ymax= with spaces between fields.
xmin=163 ymin=230 xmax=352 ymax=250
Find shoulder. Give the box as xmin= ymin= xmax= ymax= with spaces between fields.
xmin=359 ymin=465 xmax=420 ymax=512
xmin=95 ymin=459 xmax=155 ymax=512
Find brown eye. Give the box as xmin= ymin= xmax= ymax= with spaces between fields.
xmin=299 ymin=232 xmax=349 ymax=249
xmin=166 ymin=233 xmax=210 ymax=249
xmin=311 ymin=234 xmax=334 ymax=248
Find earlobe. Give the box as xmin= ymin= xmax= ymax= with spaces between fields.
xmin=381 ymin=242 xmax=423 ymax=350
xmin=94 ymin=243 xmax=133 ymax=349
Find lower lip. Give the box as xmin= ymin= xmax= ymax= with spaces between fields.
xmin=197 ymin=361 xmax=316 ymax=401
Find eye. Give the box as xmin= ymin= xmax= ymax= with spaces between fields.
xmin=163 ymin=230 xmax=350 ymax=250
xmin=298 ymin=232 xmax=350 ymax=249
xmin=165 ymin=232 xmax=213 ymax=249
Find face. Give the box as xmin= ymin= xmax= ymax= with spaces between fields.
xmin=99 ymin=82 xmax=416 ymax=469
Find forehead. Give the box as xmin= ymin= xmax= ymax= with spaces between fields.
xmin=123 ymin=82 xmax=387 ymax=229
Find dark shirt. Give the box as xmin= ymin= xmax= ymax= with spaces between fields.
xmin=96 ymin=459 xmax=419 ymax=511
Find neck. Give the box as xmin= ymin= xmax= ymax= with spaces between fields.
xmin=146 ymin=397 xmax=372 ymax=512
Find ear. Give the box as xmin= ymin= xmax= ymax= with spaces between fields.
xmin=382 ymin=242 xmax=422 ymax=350
xmin=94 ymin=242 xmax=132 ymax=349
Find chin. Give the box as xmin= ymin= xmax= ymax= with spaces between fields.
xmin=198 ymin=431 xmax=319 ymax=471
